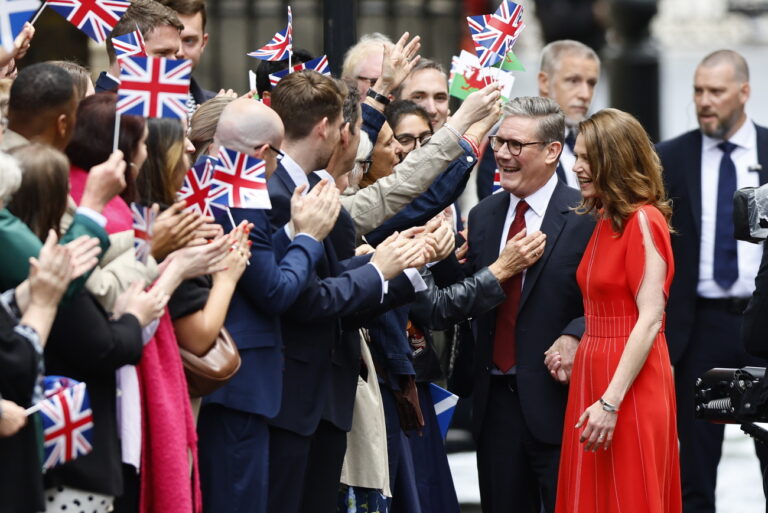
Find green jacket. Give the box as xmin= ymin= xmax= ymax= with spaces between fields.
xmin=0 ymin=208 xmax=110 ymax=295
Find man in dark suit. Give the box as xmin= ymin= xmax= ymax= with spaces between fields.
xmin=197 ymin=97 xmax=342 ymax=513
xmin=266 ymin=71 xmax=421 ymax=513
xmin=656 ymin=50 xmax=768 ymax=513
xmin=464 ymin=96 xmax=594 ymax=513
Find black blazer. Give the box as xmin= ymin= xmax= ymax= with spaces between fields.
xmin=266 ymin=164 xmax=385 ymax=436
xmin=656 ymin=124 xmax=768 ymax=364
xmin=43 ymin=292 xmax=142 ymax=497
xmin=466 ymin=181 xmax=594 ymax=445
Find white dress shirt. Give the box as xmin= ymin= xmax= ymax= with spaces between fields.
xmin=698 ymin=119 xmax=763 ymax=298
xmin=558 ymin=130 xmax=579 ymax=190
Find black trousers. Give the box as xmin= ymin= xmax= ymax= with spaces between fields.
xmin=299 ymin=420 xmax=348 ymax=513
xmin=475 ymin=375 xmax=561 ymax=513
xmin=675 ymin=301 xmax=768 ymax=513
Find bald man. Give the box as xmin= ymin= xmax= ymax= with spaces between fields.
xmin=197 ymin=98 xmax=340 ymax=513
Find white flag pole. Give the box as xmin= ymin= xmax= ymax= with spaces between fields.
xmin=29 ymin=4 xmax=46 ymax=26
xmin=113 ymin=113 xmax=121 ymax=152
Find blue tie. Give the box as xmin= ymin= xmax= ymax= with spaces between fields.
xmin=564 ymin=129 xmax=576 ymax=153
xmin=714 ymin=141 xmax=739 ymax=290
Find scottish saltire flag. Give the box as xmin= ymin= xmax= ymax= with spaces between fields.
xmin=209 ymin=147 xmax=270 ymax=210
xmin=429 ymin=383 xmax=459 ymax=440
xmin=268 ymin=55 xmax=330 ymax=87
xmin=131 ymin=203 xmax=155 ymax=263
xmin=39 ymin=376 xmax=94 ymax=471
xmin=0 ymin=0 xmax=40 ymax=52
xmin=467 ymin=0 xmax=525 ymax=67
xmin=116 ymin=56 xmax=192 ymax=119
xmin=492 ymin=169 xmax=503 ymax=193
xmin=112 ymin=27 xmax=146 ymax=62
xmin=46 ymin=0 xmax=130 ymax=44
xmin=178 ymin=157 xmax=214 ymax=216
xmin=247 ymin=5 xmax=292 ymax=61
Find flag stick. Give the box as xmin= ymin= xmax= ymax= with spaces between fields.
xmin=225 ymin=207 xmax=237 ymax=230
xmin=113 ymin=113 xmax=121 ymax=152
xmin=25 ymin=403 xmax=41 ymax=416
xmin=29 ymin=5 xmax=46 ymax=26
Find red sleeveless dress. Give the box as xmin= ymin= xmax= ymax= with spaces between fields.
xmin=555 ymin=205 xmax=682 ymax=513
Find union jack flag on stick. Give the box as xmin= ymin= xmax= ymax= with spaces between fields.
xmin=112 ymin=25 xmax=146 ymax=63
xmin=467 ymin=0 xmax=525 ymax=67
xmin=35 ymin=376 xmax=94 ymax=471
xmin=268 ymin=55 xmax=330 ymax=88
xmin=177 ymin=156 xmax=214 ymax=216
xmin=131 ymin=202 xmax=155 ymax=263
xmin=492 ymin=169 xmax=502 ymax=193
xmin=247 ymin=5 xmax=292 ymax=62
xmin=45 ymin=0 xmax=130 ymax=44
xmin=116 ymin=55 xmax=192 ymax=119
xmin=0 ymin=1 xmax=40 ymax=52
xmin=209 ymin=147 xmax=271 ymax=210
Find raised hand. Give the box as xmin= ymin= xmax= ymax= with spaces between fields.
xmin=290 ymin=180 xmax=341 ymax=240
xmin=168 ymin=235 xmax=230 ymax=280
xmin=374 ymin=32 xmax=421 ymax=96
xmin=28 ymin=230 xmax=73 ymax=309
xmin=488 ymin=229 xmax=546 ymax=282
xmin=79 ymin=151 xmax=127 ymax=213
xmin=214 ymin=221 xmax=252 ymax=285
xmin=449 ymin=82 xmax=503 ymax=134
xmin=64 ymin=235 xmax=102 ymax=280
xmin=151 ymin=201 xmax=206 ymax=260
xmin=370 ymin=232 xmax=425 ymax=280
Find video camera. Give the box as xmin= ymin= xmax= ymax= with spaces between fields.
xmin=695 ymin=366 xmax=768 ymax=444
xmin=734 ymin=180 xmax=768 ymax=243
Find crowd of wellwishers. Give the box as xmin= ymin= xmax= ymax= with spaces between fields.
xmin=3 ymin=1 xmax=767 ymax=513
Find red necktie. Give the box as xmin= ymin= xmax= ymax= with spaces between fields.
xmin=493 ymin=200 xmax=529 ymax=373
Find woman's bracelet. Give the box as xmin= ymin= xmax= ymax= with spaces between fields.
xmin=599 ymin=397 xmax=619 ymax=413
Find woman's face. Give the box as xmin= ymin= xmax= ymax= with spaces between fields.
xmin=172 ymin=145 xmax=190 ymax=194
xmin=131 ymin=125 xmax=149 ymax=177
xmin=368 ymin=122 xmax=402 ymax=182
xmin=393 ymin=113 xmax=432 ymax=161
xmin=572 ymin=133 xmax=597 ymax=199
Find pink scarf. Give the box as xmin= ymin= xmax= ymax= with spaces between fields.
xmin=137 ymin=311 xmax=201 ymax=513
xmin=69 ymin=165 xmax=133 ymax=235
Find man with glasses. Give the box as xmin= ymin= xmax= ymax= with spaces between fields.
xmin=341 ymin=32 xmax=393 ymax=97
xmin=462 ymin=96 xmax=594 ymax=513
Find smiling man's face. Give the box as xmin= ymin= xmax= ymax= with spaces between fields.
xmin=495 ymin=116 xmax=558 ymax=198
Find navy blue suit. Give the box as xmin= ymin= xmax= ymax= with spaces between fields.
xmin=266 ymin=163 xmax=385 ymax=513
xmin=657 ymin=125 xmax=768 ymax=513
xmin=465 ymin=181 xmax=593 ymax=513
xmin=197 ymin=207 xmax=324 ymax=513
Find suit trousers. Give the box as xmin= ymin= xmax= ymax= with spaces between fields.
xmin=476 ymin=375 xmax=561 ymax=513
xmin=381 ymin=384 xmax=422 ymax=513
xmin=267 ymin=425 xmax=311 ymax=513
xmin=197 ymin=404 xmax=269 ymax=513
xmin=299 ymin=420 xmax=348 ymax=513
xmin=675 ymin=301 xmax=768 ymax=513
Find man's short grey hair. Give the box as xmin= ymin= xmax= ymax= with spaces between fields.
xmin=502 ymin=96 xmax=565 ymax=145
xmin=699 ymin=49 xmax=749 ymax=82
xmin=341 ymin=33 xmax=393 ymax=81
xmin=540 ymin=40 xmax=600 ymax=76
xmin=0 ymin=151 xmax=22 ymax=205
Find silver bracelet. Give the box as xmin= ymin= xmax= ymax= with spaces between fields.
xmin=599 ymin=397 xmax=619 ymax=413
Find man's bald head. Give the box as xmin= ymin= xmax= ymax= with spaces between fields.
xmin=213 ymin=98 xmax=285 ymax=176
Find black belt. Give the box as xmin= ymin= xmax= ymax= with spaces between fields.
xmin=697 ymin=296 xmax=751 ymax=315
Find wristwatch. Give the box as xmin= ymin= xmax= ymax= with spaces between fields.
xmin=366 ymin=88 xmax=390 ymax=106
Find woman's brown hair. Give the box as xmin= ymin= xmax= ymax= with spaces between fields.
xmin=136 ymin=117 xmax=186 ymax=206
xmin=576 ymin=108 xmax=672 ymax=233
xmin=8 ymin=144 xmax=70 ymax=240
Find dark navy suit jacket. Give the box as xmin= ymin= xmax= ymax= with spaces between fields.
xmin=465 ymin=180 xmax=593 ymax=445
xmin=203 ymin=208 xmax=324 ymax=418
xmin=266 ymin=164 xmax=384 ymax=436
xmin=656 ymin=124 xmax=768 ymax=364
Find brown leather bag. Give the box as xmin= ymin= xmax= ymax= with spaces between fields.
xmin=179 ymin=327 xmax=241 ymax=398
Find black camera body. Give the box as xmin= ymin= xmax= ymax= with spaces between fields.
xmin=695 ymin=367 xmax=768 ymax=424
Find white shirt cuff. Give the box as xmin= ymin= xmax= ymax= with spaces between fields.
xmin=404 ymin=268 xmax=428 ymax=292
xmin=284 ymin=224 xmax=294 ymax=240
xmin=295 ymin=233 xmax=319 ymax=243
xmin=76 ymin=206 xmax=107 ymax=228
xmin=368 ymin=262 xmax=386 ymax=303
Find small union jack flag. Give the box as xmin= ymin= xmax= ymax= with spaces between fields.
xmin=131 ymin=203 xmax=155 ymax=263
xmin=116 ymin=56 xmax=192 ymax=119
xmin=492 ymin=168 xmax=503 ymax=193
xmin=247 ymin=5 xmax=292 ymax=61
xmin=0 ymin=0 xmax=40 ymax=52
xmin=39 ymin=376 xmax=94 ymax=471
xmin=467 ymin=0 xmax=525 ymax=67
xmin=112 ymin=26 xmax=146 ymax=63
xmin=46 ymin=0 xmax=130 ymax=44
xmin=268 ymin=55 xmax=330 ymax=88
xmin=178 ymin=156 xmax=214 ymax=216
xmin=209 ymin=147 xmax=271 ymax=210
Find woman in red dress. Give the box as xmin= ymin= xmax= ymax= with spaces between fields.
xmin=553 ymin=108 xmax=682 ymax=513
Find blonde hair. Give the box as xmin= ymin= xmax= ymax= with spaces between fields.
xmin=189 ymin=96 xmax=235 ymax=162
xmin=576 ymin=108 xmax=672 ymax=233
xmin=341 ymin=33 xmax=393 ymax=81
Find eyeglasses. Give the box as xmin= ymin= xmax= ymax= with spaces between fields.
xmin=356 ymin=158 xmax=372 ymax=174
xmin=356 ymin=75 xmax=378 ymax=88
xmin=267 ymin=145 xmax=284 ymax=159
xmin=395 ymin=132 xmax=433 ymax=151
xmin=488 ymin=135 xmax=547 ymax=156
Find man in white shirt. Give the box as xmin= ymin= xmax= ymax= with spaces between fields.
xmin=537 ymin=39 xmax=600 ymax=189
xmin=657 ymin=49 xmax=768 ymax=513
